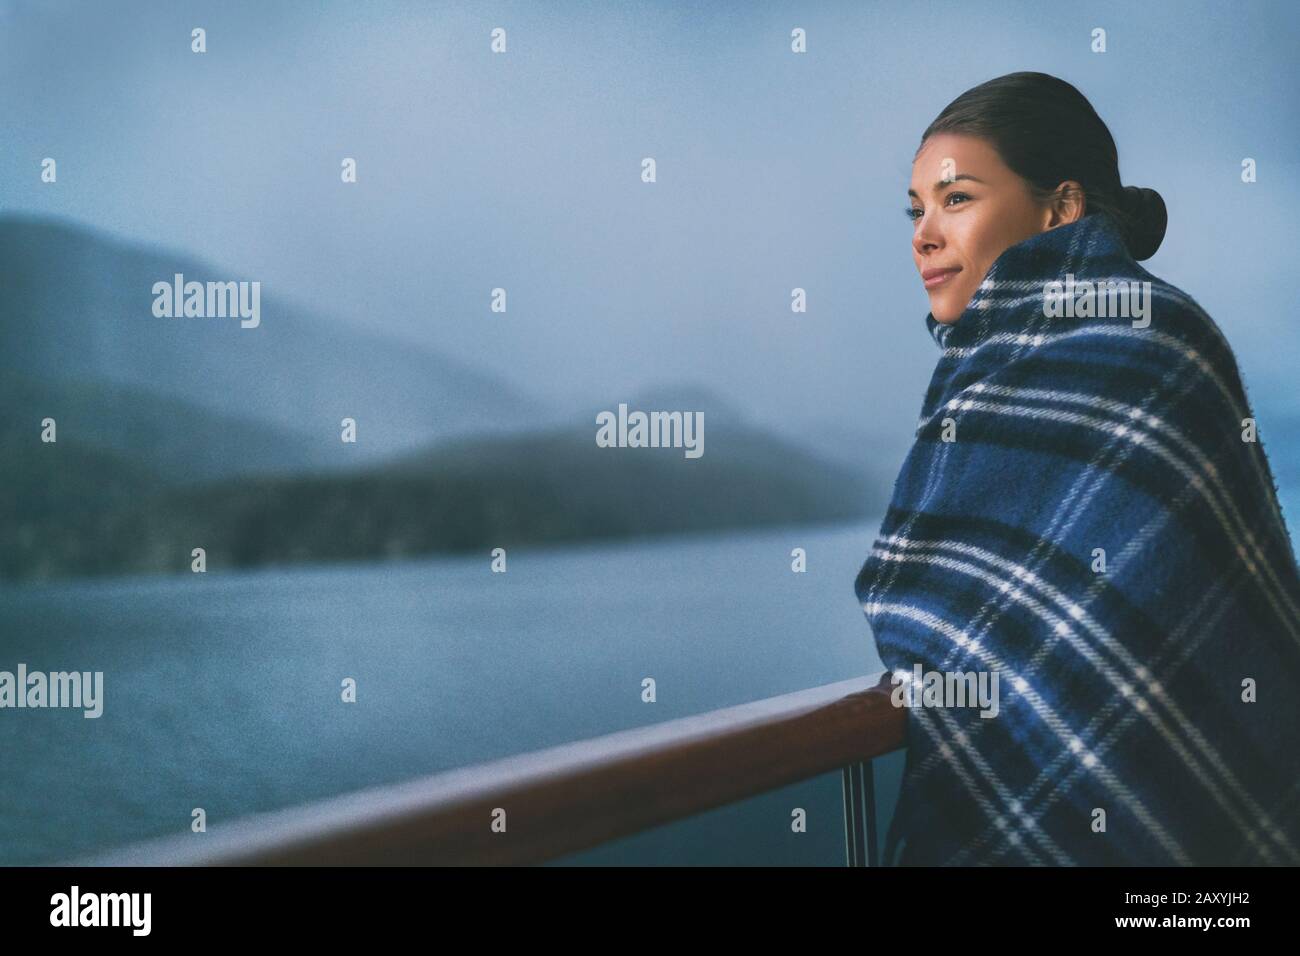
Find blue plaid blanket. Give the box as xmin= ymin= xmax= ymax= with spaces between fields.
xmin=854 ymin=211 xmax=1300 ymax=865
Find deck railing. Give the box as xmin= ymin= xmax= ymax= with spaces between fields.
xmin=80 ymin=671 xmax=905 ymax=867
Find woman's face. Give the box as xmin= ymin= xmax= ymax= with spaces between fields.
xmin=908 ymin=132 xmax=1058 ymax=324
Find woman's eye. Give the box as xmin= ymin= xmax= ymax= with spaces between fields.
xmin=905 ymin=207 xmax=923 ymax=221
xmin=945 ymin=192 xmax=971 ymax=207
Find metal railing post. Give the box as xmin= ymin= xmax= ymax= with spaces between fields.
xmin=841 ymin=760 xmax=878 ymax=867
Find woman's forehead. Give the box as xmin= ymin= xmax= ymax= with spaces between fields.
xmin=911 ymin=134 xmax=1003 ymax=185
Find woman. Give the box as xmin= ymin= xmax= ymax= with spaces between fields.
xmin=855 ymin=72 xmax=1300 ymax=866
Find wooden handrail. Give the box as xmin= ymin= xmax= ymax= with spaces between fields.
xmin=78 ymin=671 xmax=904 ymax=866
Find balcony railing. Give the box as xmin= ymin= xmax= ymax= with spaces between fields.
xmin=80 ymin=670 xmax=905 ymax=867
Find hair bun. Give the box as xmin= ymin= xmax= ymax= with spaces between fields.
xmin=1119 ymin=185 xmax=1167 ymax=260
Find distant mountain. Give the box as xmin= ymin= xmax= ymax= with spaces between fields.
xmin=4 ymin=415 xmax=889 ymax=581
xmin=622 ymin=381 xmax=751 ymax=426
xmin=772 ymin=416 xmax=914 ymax=481
xmin=1 ymin=374 xmax=329 ymax=483
xmin=0 ymin=217 xmax=898 ymax=581
xmin=0 ymin=214 xmax=554 ymax=464
xmin=0 ymin=433 xmax=166 ymax=580
xmin=586 ymin=383 xmax=912 ymax=487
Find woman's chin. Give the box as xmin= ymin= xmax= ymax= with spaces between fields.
xmin=929 ymin=287 xmax=974 ymax=324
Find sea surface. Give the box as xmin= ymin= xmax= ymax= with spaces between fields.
xmin=0 ymin=518 xmax=902 ymax=866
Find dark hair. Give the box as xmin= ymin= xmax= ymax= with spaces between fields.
xmin=920 ymin=72 xmax=1167 ymax=260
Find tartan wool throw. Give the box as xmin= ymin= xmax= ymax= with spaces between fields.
xmin=854 ymin=211 xmax=1300 ymax=866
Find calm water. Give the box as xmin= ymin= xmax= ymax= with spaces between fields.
xmin=0 ymin=519 xmax=899 ymax=866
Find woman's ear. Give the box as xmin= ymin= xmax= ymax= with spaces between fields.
xmin=1046 ymin=181 xmax=1087 ymax=227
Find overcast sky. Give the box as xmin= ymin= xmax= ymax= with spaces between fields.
xmin=3 ymin=0 xmax=1298 ymax=446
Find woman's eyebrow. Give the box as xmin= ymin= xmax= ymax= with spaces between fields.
xmin=907 ymin=173 xmax=987 ymax=198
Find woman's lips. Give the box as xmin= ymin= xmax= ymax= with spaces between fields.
xmin=922 ymin=266 xmax=962 ymax=289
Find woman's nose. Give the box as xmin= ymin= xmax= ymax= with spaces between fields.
xmin=913 ymin=214 xmax=942 ymax=256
